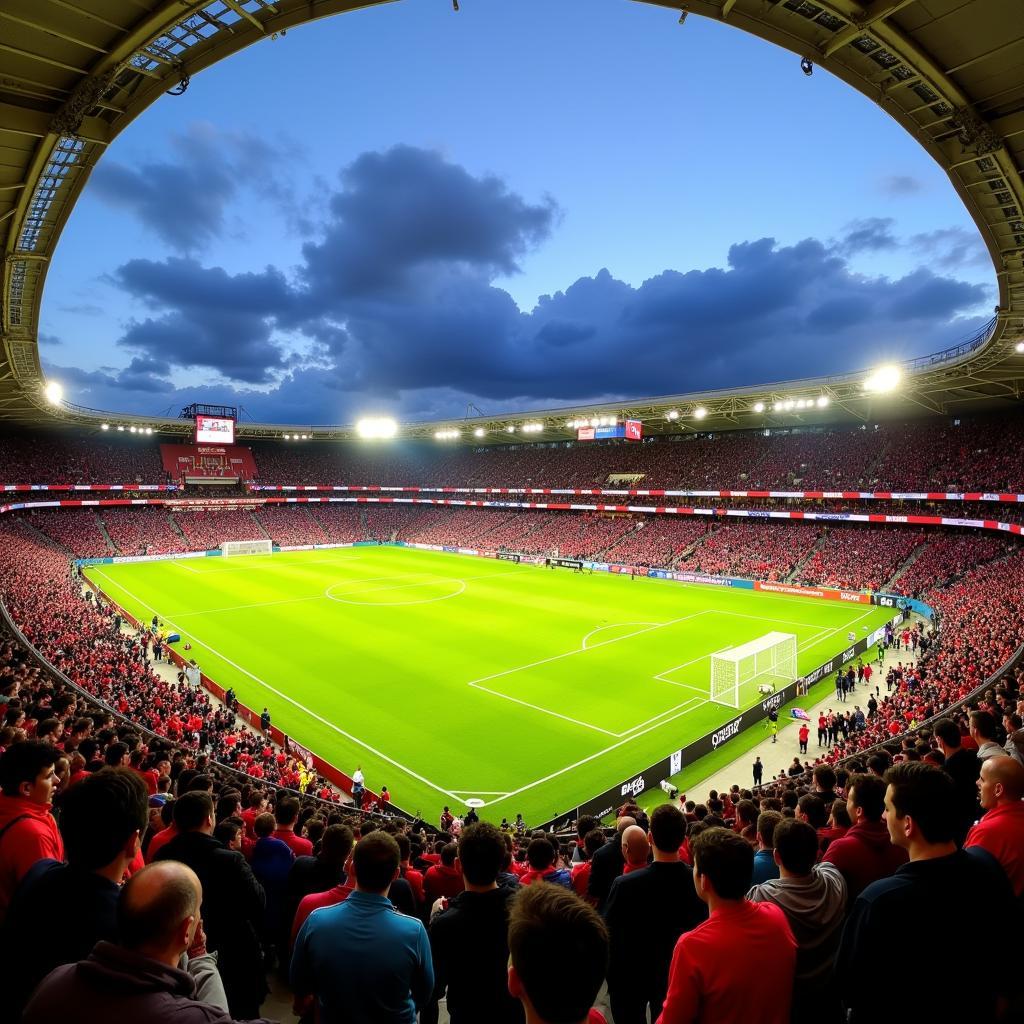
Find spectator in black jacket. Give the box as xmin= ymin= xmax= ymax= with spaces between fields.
xmin=425 ymin=822 xmax=523 ymax=1024
xmin=835 ymin=763 xmax=1014 ymax=1024
xmin=284 ymin=823 xmax=353 ymax=937
xmin=603 ymin=804 xmax=707 ymax=1024
xmin=933 ymin=718 xmax=980 ymax=843
xmin=155 ymin=790 xmax=267 ymax=1018
xmin=587 ymin=815 xmax=633 ymax=911
xmin=2 ymin=767 xmax=149 ymax=1017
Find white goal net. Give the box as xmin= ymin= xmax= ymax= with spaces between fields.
xmin=221 ymin=539 xmax=273 ymax=557
xmin=710 ymin=632 xmax=797 ymax=709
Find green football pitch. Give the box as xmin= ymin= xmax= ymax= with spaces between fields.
xmin=85 ymin=547 xmax=891 ymax=824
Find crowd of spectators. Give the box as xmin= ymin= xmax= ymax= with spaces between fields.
xmin=678 ymin=521 xmax=821 ymax=580
xmin=252 ymin=507 xmax=328 ymax=549
xmin=2 ymin=419 xmax=1024 ymax=1021
xmin=597 ymin=518 xmax=709 ymax=569
xmin=100 ymin=508 xmax=186 ymax=556
xmin=5 ymin=414 xmax=1024 ymax=496
xmin=25 ymin=509 xmax=114 ymax=559
xmin=792 ymin=527 xmax=924 ymax=592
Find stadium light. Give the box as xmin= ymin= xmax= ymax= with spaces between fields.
xmin=1015 ymin=341 xmax=1024 ymax=353
xmin=300 ymin=434 xmax=308 ymax=440
xmin=44 ymin=380 xmax=63 ymax=405
xmin=435 ymin=429 xmax=461 ymax=440
xmin=522 ymin=422 xmax=544 ymax=433
xmin=693 ymin=407 xmax=707 ymax=420
xmin=506 ymin=425 xmax=516 ymax=433
xmin=145 ymin=427 xmax=153 ymax=435
xmin=817 ymin=395 xmax=830 ymax=408
xmin=753 ymin=401 xmax=765 ymax=413
xmin=116 ymin=425 xmax=124 ymax=431
xmin=667 ymin=410 xmax=679 ymax=421
xmin=100 ymin=423 xmax=109 ymax=430
xmin=863 ymin=365 xmax=901 ymax=393
xmin=474 ymin=427 xmax=485 ymax=438
xmin=356 ymin=417 xmax=398 ymax=439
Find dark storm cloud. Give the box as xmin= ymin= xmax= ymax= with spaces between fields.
xmin=294 ymin=145 xmax=558 ymax=309
xmin=89 ymin=123 xmax=292 ymax=252
xmin=112 ymin=257 xmax=292 ymax=385
xmin=89 ymin=145 xmax=991 ymax=422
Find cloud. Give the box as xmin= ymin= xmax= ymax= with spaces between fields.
xmin=909 ymin=227 xmax=989 ymax=270
xmin=838 ymin=217 xmax=899 ymax=255
xmin=88 ymin=122 xmax=295 ymax=253
xmin=74 ymin=145 xmax=992 ymax=422
xmin=879 ymin=175 xmax=924 ymax=196
xmin=56 ymin=303 xmax=104 ymax=317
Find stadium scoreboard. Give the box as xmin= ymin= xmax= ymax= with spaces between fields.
xmin=577 ymin=419 xmax=642 ymax=442
xmin=195 ymin=414 xmax=235 ymax=445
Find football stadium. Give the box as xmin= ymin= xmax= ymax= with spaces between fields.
xmin=0 ymin=2 xmax=1023 ymax=1024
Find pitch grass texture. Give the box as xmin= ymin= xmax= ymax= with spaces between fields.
xmin=85 ymin=547 xmax=892 ymax=825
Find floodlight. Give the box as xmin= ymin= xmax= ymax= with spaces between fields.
xmin=301 ymin=434 xmax=307 ymax=440
xmin=817 ymin=395 xmax=830 ymax=408
xmin=784 ymin=400 xmax=795 ymax=411
xmin=130 ymin=426 xmax=137 ymax=433
xmin=773 ymin=402 xmax=782 ymax=412
xmin=474 ymin=427 xmax=485 ymax=438
xmin=356 ymin=417 xmax=398 ymax=439
xmin=863 ymin=365 xmax=901 ymax=393
xmin=667 ymin=410 xmax=679 ymax=421
xmin=145 ymin=427 xmax=153 ymax=435
xmin=506 ymin=424 xmax=516 ymax=433
xmin=693 ymin=407 xmax=707 ymax=420
xmin=117 ymin=425 xmax=125 ymax=431
xmin=284 ymin=433 xmax=291 ymax=440
xmin=44 ymin=381 xmax=63 ymax=405
xmin=101 ymin=423 xmax=109 ymax=431
xmin=753 ymin=402 xmax=765 ymax=413
xmin=1015 ymin=341 xmax=1024 ymax=353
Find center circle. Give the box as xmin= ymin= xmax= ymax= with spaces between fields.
xmin=325 ymin=577 xmax=466 ymax=606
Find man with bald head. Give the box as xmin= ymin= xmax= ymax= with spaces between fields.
xmin=22 ymin=861 xmax=276 ymax=1023
xmin=604 ymin=805 xmax=706 ymax=1024
xmin=965 ymin=755 xmax=1024 ymax=896
xmin=587 ymin=814 xmax=634 ymax=910
xmin=621 ymin=825 xmax=650 ymax=874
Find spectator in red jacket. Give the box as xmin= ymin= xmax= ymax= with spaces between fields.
xmin=0 ymin=740 xmax=64 ymax=922
xmin=821 ymin=774 xmax=906 ymax=903
xmin=657 ymin=828 xmax=797 ymax=1024
xmin=964 ymin=755 xmax=1024 ymax=896
xmin=424 ymin=842 xmax=465 ymax=910
xmin=272 ymin=796 xmax=313 ymax=857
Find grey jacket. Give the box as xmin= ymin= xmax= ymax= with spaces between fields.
xmin=746 ymin=860 xmax=847 ymax=988
xmin=22 ymin=941 xmax=277 ymax=1024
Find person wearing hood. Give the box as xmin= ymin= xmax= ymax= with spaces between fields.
xmin=821 ymin=774 xmax=907 ymax=903
xmin=22 ymin=860 xmax=276 ymax=1024
xmin=747 ymin=819 xmax=846 ymax=1024
xmin=0 ymin=740 xmax=63 ymax=923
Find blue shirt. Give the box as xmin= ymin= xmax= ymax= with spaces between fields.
xmin=750 ymin=848 xmax=780 ymax=886
xmin=291 ymin=889 xmax=434 ymax=1023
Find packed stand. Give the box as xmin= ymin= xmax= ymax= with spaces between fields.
xmin=172 ymin=509 xmax=268 ymax=552
xmin=793 ymin=527 xmax=925 ymax=591
xmin=599 ymin=517 xmax=709 ymax=568
xmin=0 ymin=432 xmax=166 ymax=485
xmin=252 ymin=506 xmax=328 ymax=548
xmin=679 ymin=521 xmax=821 ymax=580
xmin=25 ymin=509 xmax=113 ymax=559
xmin=890 ymin=532 xmax=1008 ymax=597
xmin=100 ymin=507 xmax=185 ymax=556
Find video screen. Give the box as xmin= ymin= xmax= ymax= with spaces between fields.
xmin=195 ymin=415 xmax=235 ymax=444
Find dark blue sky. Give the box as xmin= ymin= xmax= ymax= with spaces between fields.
xmin=42 ymin=0 xmax=994 ymax=425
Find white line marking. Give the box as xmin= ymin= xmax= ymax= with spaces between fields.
xmin=464 ymin=611 xmax=712 ymax=691
xmin=449 ymin=790 xmax=512 ymax=796
xmin=327 ymin=578 xmax=467 ymax=606
xmin=581 ymin=622 xmax=660 ymax=650
xmin=172 ymin=560 xmax=203 ymax=574
xmin=478 ymin=696 xmax=707 ymax=808
xmin=91 ymin=569 xmax=463 ymax=803
xmin=470 ymin=683 xmax=618 ymax=736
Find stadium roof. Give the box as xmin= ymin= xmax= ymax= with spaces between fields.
xmin=1 ymin=0 xmax=1023 ymax=443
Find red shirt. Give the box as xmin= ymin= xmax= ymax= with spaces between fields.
xmin=291 ymin=881 xmax=355 ymax=946
xmin=0 ymin=796 xmax=65 ymax=919
xmin=145 ymin=822 xmax=178 ymax=863
xmin=273 ymin=828 xmax=313 ymax=858
xmin=571 ymin=861 xmax=592 ymax=901
xmin=965 ymin=802 xmax=1024 ymax=897
xmin=798 ymin=725 xmax=810 ymax=743
xmin=656 ymin=901 xmax=796 ymax=1024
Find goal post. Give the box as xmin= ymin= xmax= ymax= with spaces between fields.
xmin=220 ymin=539 xmax=273 ymax=557
xmin=710 ymin=632 xmax=797 ymax=709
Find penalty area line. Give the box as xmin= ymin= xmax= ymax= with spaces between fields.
xmin=91 ymin=570 xmax=463 ymax=804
